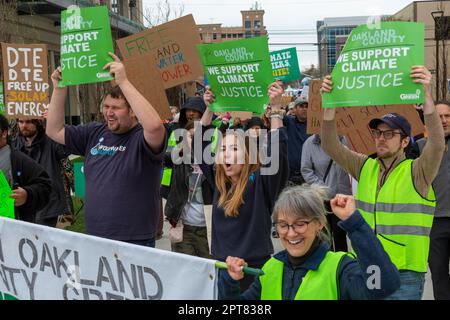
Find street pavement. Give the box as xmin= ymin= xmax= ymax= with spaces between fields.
xmin=156 ymin=202 xmax=435 ymax=300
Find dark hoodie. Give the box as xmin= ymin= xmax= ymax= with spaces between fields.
xmin=162 ymin=96 xmax=207 ymax=199
xmin=12 ymin=130 xmax=70 ymax=219
xmin=245 ymin=117 xmax=266 ymax=131
xmin=165 ymin=96 xmax=207 ymax=133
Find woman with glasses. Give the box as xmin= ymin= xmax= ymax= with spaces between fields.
xmin=220 ymin=184 xmax=401 ymax=300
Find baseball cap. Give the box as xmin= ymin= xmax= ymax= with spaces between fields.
xmin=294 ymin=95 xmax=308 ymax=106
xmin=368 ymin=113 xmax=411 ymax=137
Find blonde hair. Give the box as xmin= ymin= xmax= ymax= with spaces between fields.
xmin=215 ymin=131 xmax=259 ymax=217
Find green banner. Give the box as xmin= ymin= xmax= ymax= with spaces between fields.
xmin=270 ymin=47 xmax=301 ymax=83
xmin=322 ymin=22 xmax=424 ymax=108
xmin=0 ymin=171 xmax=14 ymax=219
xmin=59 ymin=5 xmax=114 ymax=87
xmin=196 ymin=36 xmax=272 ymax=113
xmin=0 ymin=82 xmax=4 ymax=114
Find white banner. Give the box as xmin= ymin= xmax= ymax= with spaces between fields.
xmin=0 ymin=217 xmax=217 ymax=300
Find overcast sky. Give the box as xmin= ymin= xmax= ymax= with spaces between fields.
xmin=142 ymin=0 xmax=415 ymax=70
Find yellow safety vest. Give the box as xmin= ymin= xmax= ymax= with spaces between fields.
xmin=355 ymin=158 xmax=435 ymax=272
xmin=260 ymin=251 xmax=346 ymax=300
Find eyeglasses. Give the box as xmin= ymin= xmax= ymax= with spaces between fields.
xmin=370 ymin=129 xmax=403 ymax=140
xmin=274 ymin=220 xmax=313 ymax=235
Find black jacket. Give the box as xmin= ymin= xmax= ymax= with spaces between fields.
xmin=10 ymin=150 xmax=52 ymax=222
xmin=161 ymin=96 xmax=207 ymax=199
xmin=12 ymin=132 xmax=70 ymax=219
xmin=164 ymin=157 xmax=213 ymax=224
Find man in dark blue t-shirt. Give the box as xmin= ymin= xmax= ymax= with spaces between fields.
xmin=283 ymin=95 xmax=310 ymax=185
xmin=46 ymin=53 xmax=166 ymax=247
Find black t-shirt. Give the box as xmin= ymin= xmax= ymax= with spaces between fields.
xmin=65 ymin=122 xmax=165 ymax=241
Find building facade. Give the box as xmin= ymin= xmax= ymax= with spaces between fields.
xmin=197 ymin=8 xmax=267 ymax=44
xmin=391 ymin=0 xmax=450 ymax=100
xmin=316 ymin=16 xmax=370 ymax=76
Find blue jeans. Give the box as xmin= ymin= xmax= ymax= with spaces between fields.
xmin=384 ymin=271 xmax=425 ymax=300
xmin=123 ymin=238 xmax=155 ymax=248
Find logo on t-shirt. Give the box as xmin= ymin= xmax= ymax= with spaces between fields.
xmin=90 ymin=137 xmax=126 ymax=156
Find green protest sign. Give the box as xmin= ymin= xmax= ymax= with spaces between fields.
xmin=322 ymin=22 xmax=424 ymax=108
xmin=59 ymin=5 xmax=114 ymax=87
xmin=196 ymin=36 xmax=272 ymax=113
xmin=270 ymin=47 xmax=301 ymax=83
xmin=0 ymin=171 xmax=14 ymax=219
xmin=0 ymin=82 xmax=4 ymax=114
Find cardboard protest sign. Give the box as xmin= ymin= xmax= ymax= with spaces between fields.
xmin=281 ymin=95 xmax=293 ymax=107
xmin=117 ymin=14 xmax=203 ymax=89
xmin=0 ymin=171 xmax=14 ymax=219
xmin=308 ymin=80 xmax=353 ymax=134
xmin=270 ymin=47 xmax=301 ymax=83
xmin=308 ymin=80 xmax=424 ymax=154
xmin=122 ymin=54 xmax=171 ymax=120
xmin=196 ymin=36 xmax=272 ymax=114
xmin=0 ymin=82 xmax=4 ymax=114
xmin=59 ymin=5 xmax=114 ymax=87
xmin=322 ymin=22 xmax=424 ymax=108
xmin=1 ymin=43 xmax=49 ymax=119
xmin=217 ymin=111 xmax=253 ymax=121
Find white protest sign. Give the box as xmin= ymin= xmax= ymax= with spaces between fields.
xmin=0 ymin=217 xmax=217 ymax=300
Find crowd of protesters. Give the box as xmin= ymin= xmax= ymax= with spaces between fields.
xmin=2 ymin=47 xmax=450 ymax=301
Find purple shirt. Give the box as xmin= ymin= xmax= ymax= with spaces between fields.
xmin=65 ymin=122 xmax=165 ymax=241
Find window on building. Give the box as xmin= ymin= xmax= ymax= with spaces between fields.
xmin=254 ymin=20 xmax=261 ymax=29
xmin=245 ymin=31 xmax=252 ymax=38
xmin=213 ymin=33 xmax=217 ymax=40
xmin=200 ymin=34 xmax=203 ymax=40
xmin=222 ymin=34 xmax=226 ymax=39
xmin=238 ymin=33 xmax=243 ymax=38
xmin=245 ymin=20 xmax=251 ymax=29
xmin=111 ymin=0 xmax=119 ymax=14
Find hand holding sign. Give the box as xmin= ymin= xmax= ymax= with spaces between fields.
xmin=321 ymin=75 xmax=333 ymax=94
xmin=10 ymin=187 xmax=27 ymax=207
xmin=51 ymin=67 xmax=63 ymax=89
xmin=268 ymin=81 xmax=284 ymax=110
xmin=203 ymin=88 xmax=215 ymax=108
xmin=321 ymin=76 xmax=336 ymax=120
xmin=225 ymin=256 xmax=246 ymax=281
xmin=103 ymin=52 xmax=128 ymax=86
xmin=410 ymin=66 xmax=432 ymax=93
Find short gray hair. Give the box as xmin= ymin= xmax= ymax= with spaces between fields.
xmin=273 ymin=184 xmax=331 ymax=244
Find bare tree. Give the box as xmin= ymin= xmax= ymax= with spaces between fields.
xmin=144 ymin=0 xmax=185 ymax=27
xmin=301 ymin=64 xmax=321 ymax=79
xmin=0 ymin=0 xmax=18 ymax=43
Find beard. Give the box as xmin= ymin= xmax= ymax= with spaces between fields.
xmin=20 ymin=129 xmax=37 ymax=138
xmin=377 ymin=145 xmax=403 ymax=159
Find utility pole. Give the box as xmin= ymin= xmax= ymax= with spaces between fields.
xmin=432 ymin=11 xmax=444 ymax=101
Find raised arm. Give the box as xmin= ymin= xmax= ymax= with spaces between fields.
xmin=200 ymin=88 xmax=215 ymax=126
xmin=104 ymin=52 xmax=165 ymax=153
xmin=46 ymin=67 xmax=67 ymax=145
xmin=320 ymin=76 xmax=367 ymax=180
xmin=410 ymin=66 xmax=446 ymax=196
xmin=330 ymin=194 xmax=401 ymax=299
xmin=267 ymin=81 xmax=284 ymax=130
